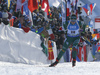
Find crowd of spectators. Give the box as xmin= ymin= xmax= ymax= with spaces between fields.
xmin=0 ymin=0 xmax=66 ymax=54
xmin=1 ymin=0 xmax=99 ymax=57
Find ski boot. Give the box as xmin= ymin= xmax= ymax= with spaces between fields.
xmin=72 ymin=61 xmax=76 ymax=67
xmin=49 ymin=58 xmax=59 ymax=67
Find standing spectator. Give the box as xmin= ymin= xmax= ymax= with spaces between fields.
xmin=2 ymin=10 xmax=9 ymax=25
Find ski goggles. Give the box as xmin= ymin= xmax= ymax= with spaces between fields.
xmin=71 ymin=20 xmax=76 ymax=22
xmin=71 ymin=16 xmax=77 ymax=20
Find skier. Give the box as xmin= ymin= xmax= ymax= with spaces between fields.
xmin=49 ymin=14 xmax=87 ymax=67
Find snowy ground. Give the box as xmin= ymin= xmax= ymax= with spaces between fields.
xmin=0 ymin=61 xmax=100 ymax=75
xmin=0 ymin=0 xmax=100 ymax=75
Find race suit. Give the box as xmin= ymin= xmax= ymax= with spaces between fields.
xmin=57 ymin=20 xmax=81 ymax=61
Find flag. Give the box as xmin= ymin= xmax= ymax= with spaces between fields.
xmin=82 ymin=4 xmax=89 ymax=15
xmin=28 ymin=0 xmax=38 ymax=12
xmin=75 ymin=0 xmax=78 ymax=10
xmin=38 ymin=0 xmax=42 ymax=6
xmin=70 ymin=0 xmax=78 ymax=15
xmin=41 ymin=0 xmax=50 ymax=15
xmin=92 ymin=33 xmax=100 ymax=41
xmin=21 ymin=0 xmax=25 ymax=14
xmin=90 ymin=3 xmax=96 ymax=15
xmin=7 ymin=0 xmax=11 ymax=9
xmin=48 ymin=0 xmax=60 ymax=8
xmin=47 ymin=29 xmax=55 ymax=40
xmin=75 ymin=0 xmax=78 ymax=16
xmin=97 ymin=47 xmax=100 ymax=52
xmin=67 ymin=0 xmax=71 ymax=16
xmin=22 ymin=26 xmax=30 ymax=33
xmin=48 ymin=40 xmax=54 ymax=60
xmin=62 ymin=0 xmax=66 ymax=30
xmin=9 ymin=18 xmax=14 ymax=27
xmin=78 ymin=45 xmax=87 ymax=61
xmin=15 ymin=0 xmax=25 ymax=13
xmin=23 ymin=2 xmax=33 ymax=26
xmin=23 ymin=3 xmax=29 ymax=15
xmin=71 ymin=0 xmax=76 ymax=7
xmin=16 ymin=0 xmax=22 ymax=12
xmin=92 ymin=34 xmax=97 ymax=41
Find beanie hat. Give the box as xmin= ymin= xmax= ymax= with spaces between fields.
xmin=71 ymin=14 xmax=77 ymax=20
xmin=2 ymin=12 xmax=8 ymax=18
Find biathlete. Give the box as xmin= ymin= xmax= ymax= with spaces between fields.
xmin=49 ymin=14 xmax=89 ymax=67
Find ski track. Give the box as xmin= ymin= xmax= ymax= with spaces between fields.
xmin=0 ymin=61 xmax=100 ymax=75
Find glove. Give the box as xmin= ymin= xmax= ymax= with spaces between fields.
xmin=81 ymin=32 xmax=85 ymax=36
xmin=97 ymin=39 xmax=99 ymax=42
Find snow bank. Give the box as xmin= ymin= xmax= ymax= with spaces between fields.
xmin=0 ymin=23 xmax=48 ymax=65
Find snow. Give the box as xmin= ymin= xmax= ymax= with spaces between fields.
xmin=0 ymin=61 xmax=100 ymax=75
xmin=0 ymin=0 xmax=100 ymax=75
xmin=0 ymin=23 xmax=49 ymax=65
xmin=0 ymin=23 xmax=100 ymax=75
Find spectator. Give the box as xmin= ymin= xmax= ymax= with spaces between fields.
xmin=2 ymin=10 xmax=9 ymax=25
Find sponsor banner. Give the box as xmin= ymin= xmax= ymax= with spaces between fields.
xmin=95 ymin=17 xmax=100 ymax=29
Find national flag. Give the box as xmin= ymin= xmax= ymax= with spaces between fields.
xmin=7 ymin=0 xmax=11 ymax=9
xmin=37 ymin=0 xmax=42 ymax=12
xmin=82 ymin=4 xmax=89 ymax=15
xmin=72 ymin=0 xmax=76 ymax=7
xmin=67 ymin=0 xmax=71 ymax=16
xmin=41 ymin=0 xmax=50 ymax=15
xmin=15 ymin=0 xmax=25 ymax=13
xmin=78 ymin=45 xmax=87 ymax=61
xmin=28 ymin=0 xmax=38 ymax=12
xmin=92 ymin=34 xmax=97 ymax=41
xmin=48 ymin=40 xmax=54 ymax=60
xmin=47 ymin=29 xmax=55 ymax=40
xmin=92 ymin=33 xmax=100 ymax=40
xmin=48 ymin=0 xmax=60 ymax=8
xmin=23 ymin=2 xmax=33 ymax=26
xmin=90 ymin=3 xmax=96 ymax=15
xmin=97 ymin=47 xmax=100 ymax=52
xmin=62 ymin=0 xmax=66 ymax=30
xmin=75 ymin=0 xmax=78 ymax=9
xmin=38 ymin=0 xmax=42 ymax=6
xmin=16 ymin=0 xmax=22 ymax=12
xmin=21 ymin=0 xmax=25 ymax=14
xmin=75 ymin=0 xmax=78 ymax=16
xmin=70 ymin=0 xmax=78 ymax=15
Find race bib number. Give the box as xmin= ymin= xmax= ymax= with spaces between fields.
xmin=71 ymin=31 xmax=75 ymax=34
